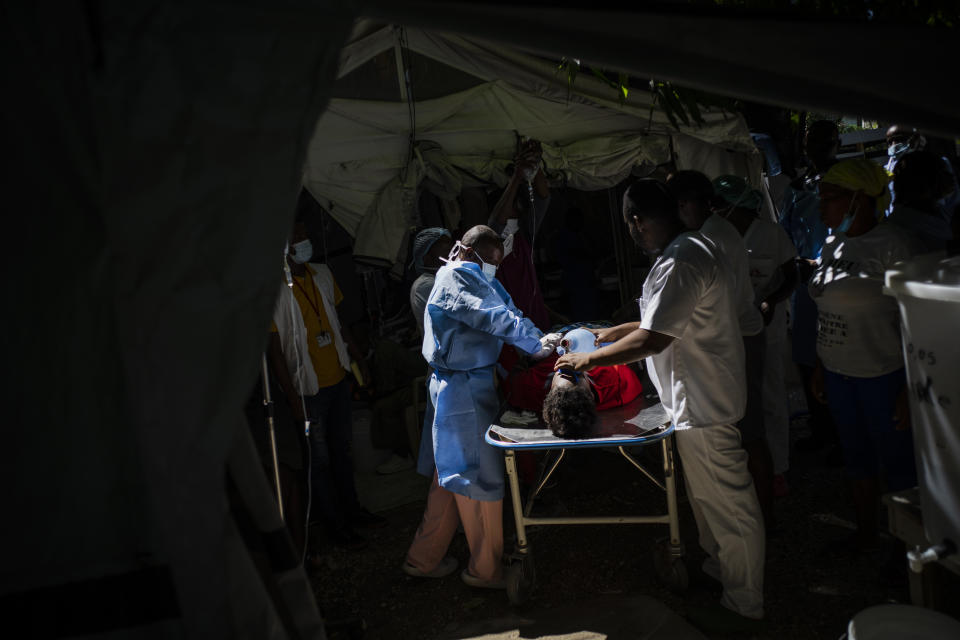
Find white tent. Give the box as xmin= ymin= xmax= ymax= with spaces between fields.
xmin=304 ymin=24 xmax=763 ymax=267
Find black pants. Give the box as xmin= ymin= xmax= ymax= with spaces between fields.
xmin=305 ymin=377 xmax=361 ymax=531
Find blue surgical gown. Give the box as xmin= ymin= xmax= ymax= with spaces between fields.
xmin=417 ymin=260 xmax=543 ymax=500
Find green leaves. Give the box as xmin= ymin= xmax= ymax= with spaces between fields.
xmin=556 ymin=58 xmax=629 ymax=104
xmin=649 ymin=80 xmax=738 ymax=130
xmin=557 ymin=58 xmax=737 ymax=129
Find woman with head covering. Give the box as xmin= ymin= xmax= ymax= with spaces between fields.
xmin=808 ymin=159 xmax=922 ymax=552
xmin=409 ymin=227 xmax=453 ymax=338
xmin=713 ymin=175 xmax=799 ymax=499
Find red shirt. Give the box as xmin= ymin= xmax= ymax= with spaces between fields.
xmin=495 ymin=233 xmax=551 ymax=332
xmin=500 ymin=350 xmax=643 ymax=412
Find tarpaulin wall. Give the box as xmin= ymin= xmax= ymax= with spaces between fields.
xmin=2 ymin=2 xmax=353 ymax=638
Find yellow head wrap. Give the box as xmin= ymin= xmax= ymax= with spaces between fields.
xmin=820 ymin=159 xmax=891 ymax=215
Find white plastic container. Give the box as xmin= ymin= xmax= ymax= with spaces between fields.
xmin=847 ymin=604 xmax=960 ymax=639
xmin=884 ymin=253 xmax=960 ymax=551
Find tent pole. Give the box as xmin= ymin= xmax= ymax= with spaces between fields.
xmin=260 ymin=353 xmax=285 ymax=520
xmin=607 ymin=187 xmax=631 ymax=306
xmin=393 ymin=28 xmax=408 ymax=104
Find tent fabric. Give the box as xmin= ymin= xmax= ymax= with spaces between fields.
xmin=361 ymin=2 xmax=960 ymax=138
xmin=351 ymin=140 xmax=464 ymax=271
xmin=3 ymin=1 xmax=354 ymax=638
xmin=304 ymin=26 xmax=759 ymax=263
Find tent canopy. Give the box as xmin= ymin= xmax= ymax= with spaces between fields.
xmin=305 ymin=24 xmax=761 ymax=266
xmin=362 ymin=2 xmax=960 ymax=138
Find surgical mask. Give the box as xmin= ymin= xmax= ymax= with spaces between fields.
xmin=445 ymin=240 xmax=497 ymax=281
xmin=290 ymin=239 xmax=313 ymax=264
xmin=888 ymin=142 xmax=911 ymax=159
xmin=833 ymin=192 xmax=860 ymax=235
xmin=474 ymin=252 xmax=498 ymax=281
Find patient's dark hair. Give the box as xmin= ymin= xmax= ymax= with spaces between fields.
xmin=542 ymin=386 xmax=597 ymax=439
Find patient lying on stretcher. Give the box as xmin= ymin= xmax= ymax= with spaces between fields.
xmin=499 ymin=349 xmax=643 ymax=439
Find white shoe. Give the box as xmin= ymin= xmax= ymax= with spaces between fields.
xmin=377 ymin=454 xmax=414 ymax=475
xmin=402 ymin=557 xmax=457 ymax=578
xmin=460 ymin=569 xmax=506 ymax=589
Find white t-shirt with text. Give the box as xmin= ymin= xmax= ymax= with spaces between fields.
xmin=809 ymin=223 xmax=920 ymax=377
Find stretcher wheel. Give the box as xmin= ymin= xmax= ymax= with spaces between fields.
xmin=653 ymin=541 xmax=688 ymax=591
xmin=506 ymin=555 xmax=536 ymax=605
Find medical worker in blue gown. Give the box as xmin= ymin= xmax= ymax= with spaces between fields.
xmin=402 ymin=225 xmax=560 ymax=589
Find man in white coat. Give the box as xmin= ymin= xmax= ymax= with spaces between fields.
xmin=555 ymin=180 xmax=765 ymax=635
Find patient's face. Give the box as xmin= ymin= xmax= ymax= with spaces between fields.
xmin=552 ymin=369 xmax=593 ymax=395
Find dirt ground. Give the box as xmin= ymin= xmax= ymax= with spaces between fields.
xmin=307 ymin=413 xmax=914 ymax=640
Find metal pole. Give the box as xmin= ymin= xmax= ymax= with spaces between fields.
xmin=393 ymin=28 xmax=408 ymax=104
xmin=663 ymin=435 xmax=682 ymax=556
xmin=261 ymin=352 xmax=285 ymax=520
xmin=504 ymin=450 xmax=528 ymax=553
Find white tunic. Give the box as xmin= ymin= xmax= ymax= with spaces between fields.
xmin=742 ymin=218 xmax=798 ymax=340
xmin=700 ymin=214 xmax=764 ymax=337
xmin=640 ymin=231 xmax=747 ymax=429
xmin=809 ymin=223 xmax=920 ymax=377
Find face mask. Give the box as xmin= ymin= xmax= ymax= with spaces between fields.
xmin=290 ymin=239 xmax=313 ymax=264
xmin=888 ymin=142 xmax=911 ymax=159
xmin=446 ymin=240 xmax=497 ymax=281
xmin=833 ymin=192 xmax=860 ymax=234
xmin=475 ymin=252 xmax=498 ymax=281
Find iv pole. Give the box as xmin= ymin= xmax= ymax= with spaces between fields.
xmin=261 ymin=352 xmax=285 ymax=520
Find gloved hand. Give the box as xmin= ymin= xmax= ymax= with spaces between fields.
xmin=531 ymin=333 xmax=562 ymax=360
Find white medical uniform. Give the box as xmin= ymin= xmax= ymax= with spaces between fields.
xmin=743 ymin=219 xmax=797 ymax=474
xmin=639 ymin=231 xmax=765 ymax=619
xmin=701 ymin=214 xmax=764 ymax=337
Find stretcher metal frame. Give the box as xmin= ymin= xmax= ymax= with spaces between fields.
xmin=485 ymin=408 xmax=686 ymax=604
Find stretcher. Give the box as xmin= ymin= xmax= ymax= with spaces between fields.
xmin=485 ymin=398 xmax=686 ymax=604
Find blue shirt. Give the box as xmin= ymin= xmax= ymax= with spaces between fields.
xmin=780 ymin=181 xmax=828 ymax=260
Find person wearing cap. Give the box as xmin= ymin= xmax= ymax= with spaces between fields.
xmin=403 ymin=225 xmax=560 ymax=590
xmin=713 ymin=175 xmax=799 ymax=499
xmin=409 ymin=227 xmax=454 ymax=338
xmin=809 ymin=159 xmax=923 ymax=553
xmin=556 ymin=181 xmax=765 ymax=634
xmin=666 ymin=170 xmax=776 ymax=529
